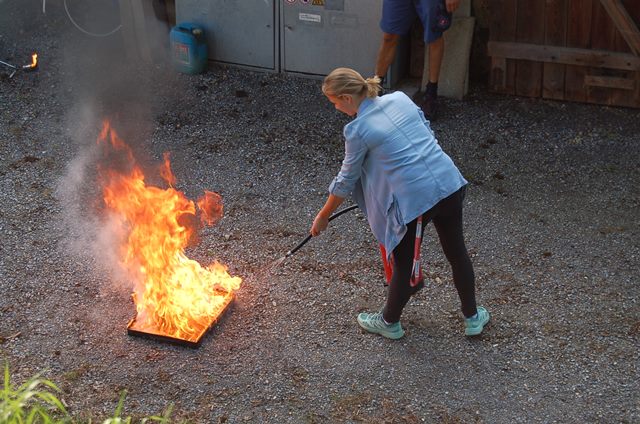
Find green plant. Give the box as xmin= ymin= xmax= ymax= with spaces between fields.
xmin=0 ymin=362 xmax=67 ymax=423
xmin=1 ymin=363 xmax=175 ymax=424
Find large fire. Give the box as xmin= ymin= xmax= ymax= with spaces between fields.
xmin=97 ymin=120 xmax=241 ymax=343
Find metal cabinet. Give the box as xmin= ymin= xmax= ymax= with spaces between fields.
xmin=174 ymin=0 xmax=399 ymax=81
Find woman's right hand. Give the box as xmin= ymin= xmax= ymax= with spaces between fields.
xmin=311 ymin=214 xmax=329 ymax=237
xmin=311 ymin=193 xmax=344 ymax=236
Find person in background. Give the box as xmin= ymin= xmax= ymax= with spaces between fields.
xmin=374 ymin=0 xmax=460 ymax=120
xmin=311 ymin=67 xmax=489 ymax=340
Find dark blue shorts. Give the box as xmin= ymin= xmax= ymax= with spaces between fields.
xmin=380 ymin=0 xmax=449 ymax=43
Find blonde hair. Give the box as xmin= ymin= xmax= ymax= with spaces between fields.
xmin=322 ymin=67 xmax=381 ymax=99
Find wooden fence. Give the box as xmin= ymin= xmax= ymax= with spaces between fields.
xmin=488 ymin=0 xmax=640 ymax=108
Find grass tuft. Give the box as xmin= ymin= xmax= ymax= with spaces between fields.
xmin=0 ymin=361 xmax=67 ymax=423
xmin=0 ymin=362 xmax=174 ymax=423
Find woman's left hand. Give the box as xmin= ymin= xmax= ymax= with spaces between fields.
xmin=311 ymin=214 xmax=329 ymax=237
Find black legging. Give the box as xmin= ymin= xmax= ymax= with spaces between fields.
xmin=383 ymin=186 xmax=477 ymax=322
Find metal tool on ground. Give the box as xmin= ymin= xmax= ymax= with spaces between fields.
xmin=267 ymin=204 xmax=358 ymax=272
xmin=1 ymin=53 xmax=38 ymax=78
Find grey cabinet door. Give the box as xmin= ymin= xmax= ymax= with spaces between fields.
xmin=176 ymin=0 xmax=277 ymax=70
xmin=281 ymin=0 xmax=382 ymax=77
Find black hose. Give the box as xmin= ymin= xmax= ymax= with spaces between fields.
xmin=287 ymin=204 xmax=358 ymax=256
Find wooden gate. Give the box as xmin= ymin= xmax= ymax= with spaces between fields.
xmin=488 ymin=0 xmax=640 ymax=108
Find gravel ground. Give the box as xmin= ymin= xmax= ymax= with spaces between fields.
xmin=1 ymin=1 xmax=639 ymax=423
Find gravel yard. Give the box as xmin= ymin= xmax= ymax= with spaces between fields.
xmin=1 ymin=1 xmax=639 ymax=423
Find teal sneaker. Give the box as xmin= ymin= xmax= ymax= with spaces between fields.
xmin=357 ymin=312 xmax=405 ymax=339
xmin=464 ymin=306 xmax=490 ymax=336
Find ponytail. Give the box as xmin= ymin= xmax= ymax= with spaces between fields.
xmin=364 ymin=76 xmax=382 ymax=98
xmin=323 ymin=68 xmax=380 ymax=99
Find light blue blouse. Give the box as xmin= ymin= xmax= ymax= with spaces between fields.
xmin=328 ymin=91 xmax=467 ymax=258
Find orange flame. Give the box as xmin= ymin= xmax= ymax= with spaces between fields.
xmin=97 ymin=120 xmax=241 ymax=341
xmin=159 ymin=152 xmax=176 ymax=187
xmin=197 ymin=191 xmax=223 ymax=226
xmin=23 ymin=53 xmax=38 ymax=69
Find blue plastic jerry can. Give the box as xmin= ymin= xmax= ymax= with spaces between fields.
xmin=170 ymin=23 xmax=208 ymax=74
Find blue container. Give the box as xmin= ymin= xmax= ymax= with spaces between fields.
xmin=170 ymin=23 xmax=208 ymax=74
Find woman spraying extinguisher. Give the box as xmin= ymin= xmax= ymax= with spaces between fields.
xmin=310 ymin=67 xmax=489 ymax=339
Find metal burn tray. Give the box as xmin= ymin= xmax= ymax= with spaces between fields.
xmin=126 ymin=295 xmax=234 ymax=348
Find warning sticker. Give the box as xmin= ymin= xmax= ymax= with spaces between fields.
xmin=312 ymin=0 xmax=324 ymax=5
xmin=299 ymin=12 xmax=321 ymax=23
xmin=173 ymin=43 xmax=190 ymax=64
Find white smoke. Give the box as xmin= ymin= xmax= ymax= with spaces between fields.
xmin=55 ymin=100 xmax=135 ymax=293
xmin=54 ymin=0 xmax=185 ymax=303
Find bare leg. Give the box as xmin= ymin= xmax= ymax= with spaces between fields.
xmin=374 ymin=32 xmax=401 ymax=78
xmin=427 ymin=36 xmax=444 ymax=84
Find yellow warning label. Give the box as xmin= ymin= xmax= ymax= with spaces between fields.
xmin=312 ymin=0 xmax=324 ymax=5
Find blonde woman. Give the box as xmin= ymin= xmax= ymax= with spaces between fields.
xmin=311 ymin=67 xmax=489 ymax=339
